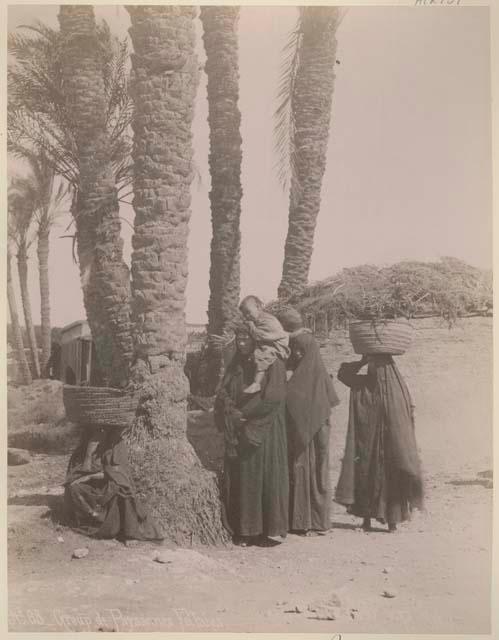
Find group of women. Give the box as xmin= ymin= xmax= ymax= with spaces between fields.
xmin=62 ymin=306 xmax=423 ymax=546
xmin=214 ymin=307 xmax=424 ymax=546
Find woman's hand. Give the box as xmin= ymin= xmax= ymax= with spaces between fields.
xmin=71 ymin=471 xmax=104 ymax=485
xmin=230 ymin=406 xmax=243 ymax=420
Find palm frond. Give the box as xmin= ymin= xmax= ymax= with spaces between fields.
xmin=8 ymin=110 xmax=79 ymax=185
xmin=8 ymin=16 xmax=133 ymax=200
xmin=273 ymin=6 xmax=345 ymax=200
xmin=58 ymin=234 xmax=78 ymax=264
xmin=8 ymin=177 xmax=39 ymax=250
xmin=273 ymin=13 xmax=302 ymax=194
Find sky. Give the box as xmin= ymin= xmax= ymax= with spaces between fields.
xmin=7 ymin=5 xmax=492 ymax=327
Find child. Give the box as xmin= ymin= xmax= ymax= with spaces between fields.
xmin=239 ymin=295 xmax=290 ymax=393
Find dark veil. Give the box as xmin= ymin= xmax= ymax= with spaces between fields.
xmin=286 ymin=332 xmax=339 ymax=451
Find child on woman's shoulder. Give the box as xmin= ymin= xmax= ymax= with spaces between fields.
xmin=239 ymin=295 xmax=290 ymax=393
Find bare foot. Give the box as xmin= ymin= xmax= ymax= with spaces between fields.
xmin=243 ymin=382 xmax=261 ymax=394
xmin=362 ymin=518 xmax=372 ymax=532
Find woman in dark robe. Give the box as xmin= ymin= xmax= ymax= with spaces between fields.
xmin=214 ymin=326 xmax=289 ymax=546
xmin=286 ymin=331 xmax=340 ymax=535
xmin=64 ymin=426 xmax=164 ymax=542
xmin=335 ymin=355 xmax=424 ymax=532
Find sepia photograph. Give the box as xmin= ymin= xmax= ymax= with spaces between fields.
xmin=4 ymin=1 xmax=494 ymax=635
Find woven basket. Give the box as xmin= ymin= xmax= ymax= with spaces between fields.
xmin=63 ymin=385 xmax=138 ymax=428
xmin=349 ymin=319 xmax=413 ymax=355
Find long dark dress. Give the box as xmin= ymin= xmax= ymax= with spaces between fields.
xmin=286 ymin=332 xmax=340 ymax=531
xmin=215 ymin=355 xmax=289 ymax=538
xmin=64 ymin=429 xmax=164 ymax=541
xmin=335 ymin=358 xmax=423 ymax=524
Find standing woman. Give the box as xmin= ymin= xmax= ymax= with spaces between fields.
xmin=286 ymin=330 xmax=340 ymax=535
xmin=214 ymin=325 xmax=289 ymax=546
xmin=335 ymin=355 xmax=423 ymax=532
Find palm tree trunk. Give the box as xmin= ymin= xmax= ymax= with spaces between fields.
xmin=278 ymin=7 xmax=340 ymax=299
xmin=8 ymin=253 xmax=32 ymax=385
xmin=58 ymin=5 xmax=133 ymax=387
xmin=127 ymin=5 xmax=228 ymax=545
xmin=37 ymin=223 xmax=51 ymax=376
xmin=199 ymin=6 xmax=243 ymax=395
xmin=17 ymin=243 xmax=40 ymax=378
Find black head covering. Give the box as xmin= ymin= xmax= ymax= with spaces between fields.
xmin=277 ymin=307 xmax=304 ymax=332
xmin=286 ymin=332 xmax=340 ymax=450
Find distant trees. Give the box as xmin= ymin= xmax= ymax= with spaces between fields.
xmin=7 ymin=242 xmax=32 ymax=386
xmin=8 ymin=178 xmax=40 ymax=378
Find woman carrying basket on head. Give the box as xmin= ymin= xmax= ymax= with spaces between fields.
xmin=335 ymin=354 xmax=423 ymax=532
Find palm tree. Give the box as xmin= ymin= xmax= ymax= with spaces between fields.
xmin=8 ymin=179 xmax=40 ymax=378
xmin=8 ymin=13 xmax=134 ymax=386
xmin=34 ymin=167 xmax=67 ymax=377
xmin=275 ymin=7 xmax=343 ymax=299
xmin=7 ymin=247 xmax=32 ymax=386
xmin=54 ymin=6 xmax=134 ymax=387
xmin=126 ymin=5 xmax=228 ymax=544
xmin=7 ymin=198 xmax=33 ymax=387
xmin=199 ymin=6 xmax=243 ymax=395
xmin=14 ymin=151 xmax=68 ymax=376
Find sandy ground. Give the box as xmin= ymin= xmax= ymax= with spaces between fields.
xmin=7 ymin=317 xmax=494 ymax=634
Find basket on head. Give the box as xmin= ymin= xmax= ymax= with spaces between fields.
xmin=349 ymin=319 xmax=413 ymax=355
xmin=63 ymin=385 xmax=138 ymax=428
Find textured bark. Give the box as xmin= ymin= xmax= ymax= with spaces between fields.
xmin=17 ymin=244 xmax=40 ymax=378
xmin=127 ymin=6 xmax=228 ymax=545
xmin=199 ymin=6 xmax=243 ymax=395
xmin=58 ymin=6 xmax=133 ymax=387
xmin=278 ymin=7 xmax=340 ymax=300
xmin=37 ymin=224 xmax=51 ymax=375
xmin=7 ymin=253 xmax=32 ymax=385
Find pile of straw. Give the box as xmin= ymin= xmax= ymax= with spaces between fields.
xmin=267 ymin=258 xmax=492 ymax=328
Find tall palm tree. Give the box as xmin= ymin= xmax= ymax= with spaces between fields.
xmin=126 ymin=5 xmax=228 ymax=544
xmin=34 ymin=169 xmax=67 ymax=377
xmin=56 ymin=5 xmax=134 ymax=387
xmin=199 ymin=6 xmax=243 ymax=395
xmin=8 ymin=14 xmax=134 ymax=386
xmin=275 ymin=7 xmax=343 ymax=299
xmin=8 ymin=179 xmax=40 ymax=378
xmin=7 ymin=246 xmax=32 ymax=386
xmin=14 ymin=151 xmax=68 ymax=376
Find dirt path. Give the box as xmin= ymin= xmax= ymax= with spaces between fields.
xmin=8 ymin=318 xmax=493 ymax=633
xmin=8 ymin=465 xmax=492 ymax=634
